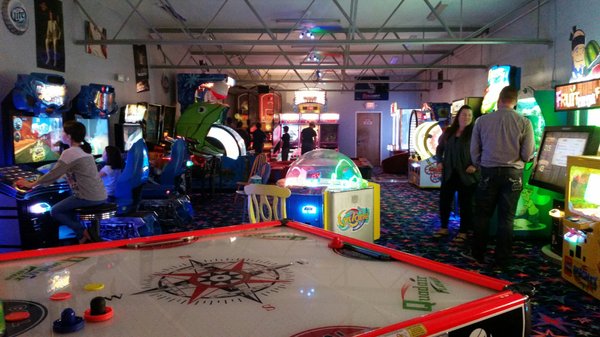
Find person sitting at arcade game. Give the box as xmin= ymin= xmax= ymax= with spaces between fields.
xmin=15 ymin=121 xmax=107 ymax=244
xmin=98 ymin=145 xmax=123 ymax=201
xmin=433 ymin=105 xmax=479 ymax=242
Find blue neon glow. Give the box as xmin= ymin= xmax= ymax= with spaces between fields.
xmin=301 ymin=205 xmax=318 ymax=214
xmin=29 ymin=202 xmax=52 ymax=214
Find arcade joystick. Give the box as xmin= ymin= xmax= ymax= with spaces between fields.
xmin=328 ymin=237 xmax=344 ymax=249
xmin=84 ymin=297 xmax=114 ymax=322
xmin=53 ymin=308 xmax=85 ymax=333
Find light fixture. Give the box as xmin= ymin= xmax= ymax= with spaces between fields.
xmin=299 ymin=30 xmax=314 ymax=40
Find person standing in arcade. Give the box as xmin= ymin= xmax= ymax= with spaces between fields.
xmin=469 ymin=86 xmax=534 ymax=268
xmin=15 ymin=121 xmax=107 ymax=244
xmin=251 ymin=122 xmax=266 ymax=154
xmin=281 ymin=125 xmax=291 ymax=161
xmin=300 ymin=122 xmax=317 ymax=155
xmin=433 ymin=105 xmax=479 ymax=243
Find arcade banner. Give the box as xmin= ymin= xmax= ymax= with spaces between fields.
xmin=555 ymin=78 xmax=600 ymax=111
xmin=133 ymin=44 xmax=150 ymax=93
xmin=84 ymin=20 xmax=107 ymax=59
xmin=34 ymin=0 xmax=65 ymax=72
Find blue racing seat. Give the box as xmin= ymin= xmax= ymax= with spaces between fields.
xmin=142 ymin=138 xmax=188 ymax=199
xmin=114 ymin=139 xmax=150 ymax=214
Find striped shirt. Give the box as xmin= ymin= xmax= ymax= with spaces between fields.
xmin=36 ymin=147 xmax=107 ymax=201
xmin=470 ymin=107 xmax=535 ymax=170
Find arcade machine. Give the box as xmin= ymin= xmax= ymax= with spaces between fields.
xmin=407 ymin=103 xmax=449 ymax=188
xmin=317 ymin=112 xmax=339 ymax=150
xmin=530 ymin=124 xmax=600 ymax=256
xmin=561 ymin=155 xmax=600 ymax=300
xmin=480 ymin=65 xmax=521 ymax=114
xmin=175 ymin=74 xmax=246 ymax=190
xmin=0 ymin=73 xmax=71 ymax=251
xmin=257 ymin=92 xmax=282 ymax=153
xmin=451 ymin=97 xmax=482 ymax=119
xmin=69 ymin=84 xmax=161 ymax=240
xmin=161 ymin=105 xmax=176 ymax=142
xmin=284 ymin=149 xmax=381 ymax=243
xmin=115 ymin=103 xmax=145 ymax=153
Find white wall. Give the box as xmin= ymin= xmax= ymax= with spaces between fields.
xmin=420 ymin=0 xmax=600 ymax=102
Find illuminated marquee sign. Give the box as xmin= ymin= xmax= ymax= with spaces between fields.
xmin=555 ymin=78 xmax=600 ymax=111
xmin=294 ymin=90 xmax=326 ymax=105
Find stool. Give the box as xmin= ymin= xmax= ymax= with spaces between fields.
xmin=74 ymin=203 xmax=117 ymax=242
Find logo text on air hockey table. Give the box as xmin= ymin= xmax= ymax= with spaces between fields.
xmin=400 ymin=276 xmax=450 ymax=312
xmin=133 ymin=257 xmax=294 ymax=307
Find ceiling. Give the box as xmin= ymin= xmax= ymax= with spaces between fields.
xmin=74 ymin=0 xmax=551 ymax=92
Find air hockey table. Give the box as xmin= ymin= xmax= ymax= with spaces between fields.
xmin=0 ymin=220 xmax=533 ymax=337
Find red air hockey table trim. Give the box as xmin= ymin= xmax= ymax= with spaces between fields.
xmin=0 ymin=220 xmax=532 ymax=337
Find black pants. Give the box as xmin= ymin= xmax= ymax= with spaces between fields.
xmin=472 ymin=167 xmax=523 ymax=263
xmin=301 ymin=145 xmax=314 ymax=155
xmin=439 ymin=173 xmax=475 ymax=233
xmin=281 ymin=147 xmax=289 ymax=161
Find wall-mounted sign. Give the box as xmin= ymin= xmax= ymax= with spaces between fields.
xmin=2 ymin=0 xmax=28 ymax=35
xmin=555 ymin=78 xmax=600 ymax=111
xmin=294 ymin=90 xmax=326 ymax=106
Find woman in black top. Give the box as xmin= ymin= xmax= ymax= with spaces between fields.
xmin=433 ymin=105 xmax=479 ymax=242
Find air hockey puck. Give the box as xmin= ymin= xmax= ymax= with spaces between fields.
xmin=5 ymin=311 xmax=30 ymax=322
xmin=50 ymin=292 xmax=72 ymax=301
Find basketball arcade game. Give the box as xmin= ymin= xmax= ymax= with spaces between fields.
xmin=0 ymin=220 xmax=533 ymax=337
xmin=274 ymin=90 xmax=339 ymax=160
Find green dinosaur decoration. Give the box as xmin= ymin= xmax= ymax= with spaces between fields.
xmin=175 ymin=101 xmax=229 ymax=155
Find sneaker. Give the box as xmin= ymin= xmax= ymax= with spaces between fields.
xmin=433 ymin=228 xmax=449 ymax=238
xmin=452 ymin=233 xmax=468 ymax=243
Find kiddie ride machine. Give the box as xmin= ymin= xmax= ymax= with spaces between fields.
xmin=407 ymin=103 xmax=448 ymax=188
xmin=175 ymin=74 xmax=248 ymax=191
xmin=283 ymin=149 xmax=380 ymax=243
xmin=560 ymin=156 xmax=600 ymax=300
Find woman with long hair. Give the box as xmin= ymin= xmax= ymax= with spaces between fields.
xmin=433 ymin=105 xmax=479 ymax=242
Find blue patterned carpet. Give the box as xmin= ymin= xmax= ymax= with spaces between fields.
xmin=168 ymin=174 xmax=600 ymax=337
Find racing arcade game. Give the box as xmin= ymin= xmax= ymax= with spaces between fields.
xmin=0 ymin=73 xmax=71 ymax=251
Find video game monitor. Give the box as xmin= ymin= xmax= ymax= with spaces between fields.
xmin=529 ymin=126 xmax=600 ymax=193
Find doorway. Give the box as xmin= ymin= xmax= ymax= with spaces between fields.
xmin=356 ymin=112 xmax=381 ymax=167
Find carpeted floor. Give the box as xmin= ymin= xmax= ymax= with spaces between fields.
xmin=168 ymin=173 xmax=600 ymax=337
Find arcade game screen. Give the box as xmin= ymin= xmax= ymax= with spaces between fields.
xmin=76 ymin=118 xmax=110 ymax=156
xmin=123 ymin=124 xmax=144 ymax=151
xmin=12 ymin=116 xmax=62 ymax=164
xmin=529 ymin=127 xmax=599 ymax=193
xmin=567 ymin=159 xmax=600 ymax=222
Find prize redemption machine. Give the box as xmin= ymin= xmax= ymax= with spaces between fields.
xmin=0 ymin=73 xmax=71 ymax=251
xmin=407 ymin=103 xmax=449 ymax=188
xmin=561 ymin=155 xmax=600 ymax=300
xmin=283 ymin=149 xmax=380 ymax=243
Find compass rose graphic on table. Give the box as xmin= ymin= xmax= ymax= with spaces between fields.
xmin=134 ymin=258 xmax=294 ymax=305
